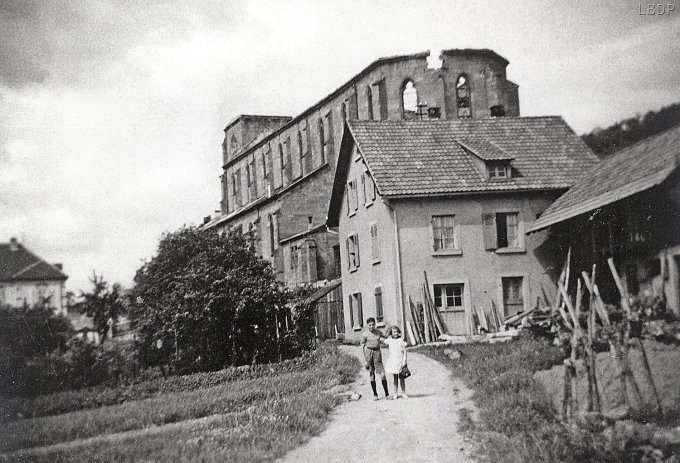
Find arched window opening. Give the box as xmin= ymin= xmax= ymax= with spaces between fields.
xmin=230 ymin=135 xmax=239 ymax=154
xmin=456 ymin=74 xmax=471 ymax=118
xmin=279 ymin=143 xmax=286 ymax=184
xmin=366 ymin=86 xmax=374 ymax=120
xmin=318 ymin=118 xmax=326 ymax=164
xmin=341 ymin=102 xmax=348 ymax=121
xmin=402 ymin=80 xmax=418 ymax=120
xmin=297 ymin=130 xmax=304 ymax=176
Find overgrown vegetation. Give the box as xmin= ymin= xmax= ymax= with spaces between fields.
xmin=424 ymin=333 xmax=627 ymax=463
xmin=1 ymin=343 xmax=359 ymax=462
xmin=581 ymin=101 xmax=680 ymax=157
xmin=130 ymin=226 xmax=290 ymax=372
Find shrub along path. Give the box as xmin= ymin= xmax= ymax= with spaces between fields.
xmin=278 ymin=345 xmax=476 ymax=463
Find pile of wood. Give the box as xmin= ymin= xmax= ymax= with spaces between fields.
xmin=405 ymin=272 xmax=446 ymax=346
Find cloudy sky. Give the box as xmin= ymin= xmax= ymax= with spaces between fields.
xmin=1 ymin=0 xmax=679 ymax=293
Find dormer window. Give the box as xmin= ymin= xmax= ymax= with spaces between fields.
xmin=488 ymin=162 xmax=510 ymax=179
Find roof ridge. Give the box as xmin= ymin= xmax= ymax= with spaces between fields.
xmin=12 ymin=259 xmax=42 ymax=278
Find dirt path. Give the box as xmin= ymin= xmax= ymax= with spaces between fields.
xmin=278 ymin=345 xmax=477 ymax=463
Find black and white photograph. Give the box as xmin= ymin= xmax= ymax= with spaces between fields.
xmin=1 ymin=1 xmax=679 ymax=461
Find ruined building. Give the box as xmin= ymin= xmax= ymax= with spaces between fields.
xmin=203 ymin=49 xmax=520 ymax=289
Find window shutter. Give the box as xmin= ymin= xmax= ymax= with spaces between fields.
xmin=482 ymin=213 xmax=497 ymax=250
xmin=349 ymin=295 xmax=354 ymax=327
xmin=346 ymin=238 xmax=351 ymax=269
xmin=357 ymin=293 xmax=363 ymax=325
xmin=355 ymin=235 xmax=360 ymax=267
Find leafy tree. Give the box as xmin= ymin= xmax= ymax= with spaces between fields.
xmin=0 ymin=303 xmax=74 ymax=393
xmin=129 ymin=226 xmax=288 ymax=371
xmin=76 ymin=272 xmax=126 ymax=343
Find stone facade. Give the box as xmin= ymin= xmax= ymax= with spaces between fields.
xmin=205 ymin=49 xmax=520 ymax=287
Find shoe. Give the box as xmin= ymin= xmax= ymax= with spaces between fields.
xmin=391 ymin=394 xmax=398 ymax=400
xmin=400 ymin=394 xmax=409 ymax=399
xmin=373 ymin=395 xmax=380 ymax=401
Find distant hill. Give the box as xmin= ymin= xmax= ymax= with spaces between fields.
xmin=581 ymin=102 xmax=680 ymax=157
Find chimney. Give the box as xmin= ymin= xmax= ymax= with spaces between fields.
xmin=203 ymin=215 xmax=211 ymax=225
xmin=53 ymin=263 xmax=63 ymax=270
xmin=307 ymin=216 xmax=313 ymax=230
xmin=9 ymin=237 xmax=18 ymax=251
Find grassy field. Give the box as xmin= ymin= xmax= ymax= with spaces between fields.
xmin=0 ymin=343 xmax=359 ymax=462
xmin=422 ymin=333 xmax=630 ymax=463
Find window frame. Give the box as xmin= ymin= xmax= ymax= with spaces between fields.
xmin=347 ymin=179 xmax=358 ymax=216
xmin=374 ymin=285 xmax=384 ymax=323
xmin=370 ymin=222 xmax=381 ymax=264
xmin=456 ymin=73 xmax=472 ymax=119
xmin=430 ymin=214 xmax=462 ymax=256
xmin=433 ymin=283 xmax=465 ymax=313
xmin=349 ymin=292 xmax=363 ymax=330
xmin=346 ymin=233 xmax=360 ymax=271
xmin=401 ymin=79 xmax=418 ymax=120
xmin=482 ymin=210 xmax=525 ymax=253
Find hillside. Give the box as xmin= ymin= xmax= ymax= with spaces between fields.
xmin=582 ymin=102 xmax=680 ymax=157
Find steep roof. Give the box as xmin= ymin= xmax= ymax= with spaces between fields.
xmin=328 ymin=117 xmax=598 ymax=225
xmin=528 ymin=124 xmax=680 ymax=233
xmin=0 ymin=241 xmax=68 ymax=282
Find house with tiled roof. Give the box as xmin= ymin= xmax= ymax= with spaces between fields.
xmin=327 ymin=118 xmax=599 ymax=341
xmin=0 ymin=237 xmax=68 ymax=314
xmin=528 ymin=124 xmax=680 ymax=315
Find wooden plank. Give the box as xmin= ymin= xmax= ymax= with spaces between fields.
xmin=607 ymin=257 xmax=631 ymax=316
xmin=423 ymin=272 xmax=446 ymax=335
xmin=408 ymin=296 xmax=424 ymax=343
xmin=406 ymin=321 xmax=417 ymax=346
xmin=420 ymin=286 xmax=432 ymax=343
xmin=558 ymin=281 xmax=579 ymax=328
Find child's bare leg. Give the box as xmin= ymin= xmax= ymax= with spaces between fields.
xmin=399 ymin=377 xmax=406 ymax=394
xmin=392 ymin=374 xmax=399 ymax=392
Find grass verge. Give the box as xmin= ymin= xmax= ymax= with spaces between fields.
xmin=422 ymin=333 xmax=628 ymax=463
xmin=0 ymin=343 xmax=359 ymax=462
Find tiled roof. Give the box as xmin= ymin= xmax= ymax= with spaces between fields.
xmin=0 ymin=241 xmax=68 ymax=282
xmin=528 ymin=124 xmax=680 ymax=233
xmin=348 ymin=117 xmax=598 ymax=196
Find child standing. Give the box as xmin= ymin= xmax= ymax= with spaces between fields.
xmin=384 ymin=326 xmax=408 ymax=399
xmin=360 ymin=317 xmax=390 ymax=400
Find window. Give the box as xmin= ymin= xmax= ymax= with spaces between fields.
xmin=456 ymin=74 xmax=471 ymax=118
xmin=374 ymin=286 xmax=383 ymax=322
xmin=232 ymin=169 xmax=242 ymax=207
xmin=347 ymin=179 xmax=358 ymax=214
xmin=370 ymin=223 xmax=380 ymax=263
xmin=482 ymin=212 xmax=522 ymax=250
xmin=300 ymin=128 xmax=311 ymax=175
xmin=402 ymin=80 xmax=418 ymax=120
xmin=230 ymin=135 xmax=238 ymax=155
xmin=361 ymin=171 xmax=376 ymax=206
xmin=502 ymin=277 xmax=524 ymax=316
xmin=346 ymin=233 xmax=360 ymax=270
xmin=490 ymin=105 xmax=506 ymax=117
xmin=366 ymin=86 xmax=374 ymax=120
xmin=318 ymin=118 xmax=326 ymax=165
xmin=296 ymin=130 xmax=304 ymax=177
xmin=278 ymin=143 xmax=286 ymax=186
xmin=488 ymin=163 xmax=510 ymax=179
xmin=433 ymin=284 xmax=464 ymax=312
xmin=269 ymin=212 xmax=280 ymax=252
xmin=289 ymin=245 xmax=299 ymax=274
xmin=247 ymin=159 xmax=256 ymax=200
xmin=325 ymin=112 xmax=334 ymax=160
xmin=350 ymin=292 xmax=363 ymax=329
xmin=341 ymin=102 xmax=347 ymax=122
xmin=432 ymin=215 xmax=458 ymax=252
xmin=377 ymin=79 xmax=388 ymax=120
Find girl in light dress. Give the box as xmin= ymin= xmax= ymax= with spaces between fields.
xmin=384 ymin=325 xmax=408 ymax=399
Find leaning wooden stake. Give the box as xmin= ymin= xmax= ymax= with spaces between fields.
xmin=607 ymin=257 xmax=662 ymax=412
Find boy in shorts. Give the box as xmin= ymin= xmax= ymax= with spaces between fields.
xmin=360 ymin=317 xmax=390 ymax=400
